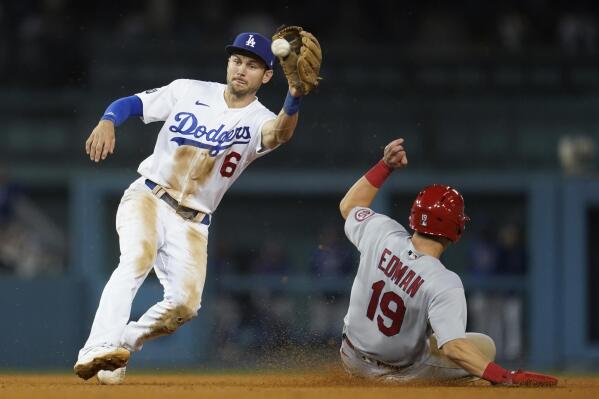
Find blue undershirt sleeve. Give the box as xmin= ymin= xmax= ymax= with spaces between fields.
xmin=100 ymin=95 xmax=143 ymax=127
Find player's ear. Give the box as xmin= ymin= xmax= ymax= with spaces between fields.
xmin=262 ymin=69 xmax=273 ymax=84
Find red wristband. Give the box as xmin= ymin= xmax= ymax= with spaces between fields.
xmin=364 ymin=160 xmax=393 ymax=188
xmin=482 ymin=362 xmax=509 ymax=383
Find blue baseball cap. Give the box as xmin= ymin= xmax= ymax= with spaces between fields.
xmin=226 ymin=32 xmax=275 ymax=69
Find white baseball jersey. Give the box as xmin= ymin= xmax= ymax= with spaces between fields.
xmin=135 ymin=79 xmax=277 ymax=214
xmin=343 ymin=207 xmax=467 ymax=367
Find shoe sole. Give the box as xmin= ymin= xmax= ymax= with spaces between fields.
xmin=74 ymin=348 xmax=130 ymax=380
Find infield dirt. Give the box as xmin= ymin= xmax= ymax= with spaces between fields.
xmin=1 ymin=368 xmax=596 ymax=399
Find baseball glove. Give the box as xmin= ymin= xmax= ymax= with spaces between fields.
xmin=272 ymin=25 xmax=322 ymax=95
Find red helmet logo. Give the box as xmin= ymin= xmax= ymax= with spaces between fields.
xmin=409 ymin=185 xmax=469 ymax=242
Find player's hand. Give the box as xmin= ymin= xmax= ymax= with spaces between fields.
xmin=383 ymin=138 xmax=408 ymax=169
xmin=85 ymin=120 xmax=116 ymax=162
xmin=501 ymin=370 xmax=558 ymax=387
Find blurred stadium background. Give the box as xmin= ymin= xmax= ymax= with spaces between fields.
xmin=1 ymin=0 xmax=598 ymax=374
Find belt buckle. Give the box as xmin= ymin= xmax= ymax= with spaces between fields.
xmin=175 ymin=206 xmax=195 ymax=221
xmin=147 ymin=180 xmax=208 ymax=224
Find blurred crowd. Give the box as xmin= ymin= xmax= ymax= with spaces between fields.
xmin=0 ymin=166 xmax=66 ymax=277
xmin=1 ymin=0 xmax=599 ymax=88
xmin=467 ymin=218 xmax=527 ymax=361
xmin=210 ymin=223 xmax=355 ymax=364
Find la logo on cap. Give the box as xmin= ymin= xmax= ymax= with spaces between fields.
xmin=226 ymin=32 xmax=275 ymax=69
xmin=245 ymin=34 xmax=256 ymax=48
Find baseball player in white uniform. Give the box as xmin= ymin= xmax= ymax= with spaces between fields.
xmin=338 ymin=138 xmax=558 ymax=386
xmin=74 ymin=32 xmax=309 ymax=383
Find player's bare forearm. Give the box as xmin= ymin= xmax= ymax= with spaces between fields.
xmin=85 ymin=120 xmax=116 ymax=162
xmin=339 ymin=177 xmax=379 ymax=220
xmin=261 ymin=110 xmax=299 ymax=149
xmin=441 ymin=338 xmax=490 ymax=377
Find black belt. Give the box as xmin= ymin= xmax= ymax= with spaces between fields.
xmin=145 ymin=179 xmax=210 ymax=225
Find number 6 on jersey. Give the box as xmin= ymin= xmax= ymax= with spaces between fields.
xmin=220 ymin=151 xmax=241 ymax=177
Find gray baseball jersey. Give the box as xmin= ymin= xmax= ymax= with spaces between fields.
xmin=343 ymin=207 xmax=467 ymax=367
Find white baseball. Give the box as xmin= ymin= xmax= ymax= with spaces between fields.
xmin=271 ymin=38 xmax=291 ymax=57
xmin=97 ymin=368 xmax=126 ymax=385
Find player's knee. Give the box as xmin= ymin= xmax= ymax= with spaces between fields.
xmin=466 ymin=332 xmax=496 ymax=361
xmin=165 ymin=304 xmax=197 ymax=332
xmin=155 ymin=303 xmax=197 ymax=334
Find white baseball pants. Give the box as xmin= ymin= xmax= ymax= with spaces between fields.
xmin=78 ymin=178 xmax=209 ymax=358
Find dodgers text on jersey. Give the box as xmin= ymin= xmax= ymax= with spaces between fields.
xmin=168 ymin=112 xmax=252 ymax=156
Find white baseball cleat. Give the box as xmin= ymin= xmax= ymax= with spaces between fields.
xmin=97 ymin=367 xmax=127 ymax=385
xmin=74 ymin=345 xmax=130 ymax=380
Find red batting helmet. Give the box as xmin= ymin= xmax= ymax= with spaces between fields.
xmin=409 ymin=185 xmax=470 ymax=242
